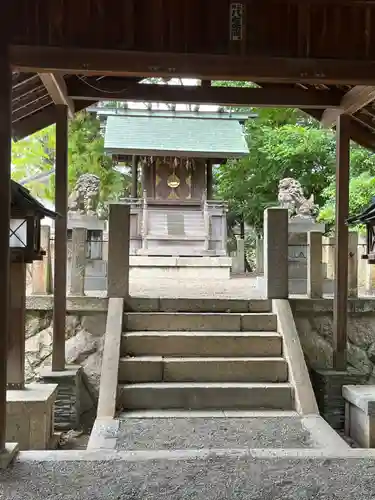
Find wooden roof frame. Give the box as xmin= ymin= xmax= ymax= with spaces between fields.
xmin=9 ymin=0 xmax=375 ymax=148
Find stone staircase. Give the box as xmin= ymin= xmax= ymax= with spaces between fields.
xmin=117 ymin=299 xmax=295 ymax=412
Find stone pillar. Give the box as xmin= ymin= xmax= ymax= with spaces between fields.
xmin=0 ymin=33 xmax=12 ymax=459
xmin=131 ymin=155 xmax=138 ymax=198
xmin=326 ymin=236 xmax=336 ymax=280
xmin=333 ymin=113 xmax=350 ymax=371
xmin=206 ymin=160 xmax=213 ymax=200
xmin=232 ymin=238 xmax=245 ymax=274
xmin=366 ymin=265 xmax=375 ymax=295
xmin=108 ymin=204 xmax=130 ymax=298
xmin=348 ymin=231 xmax=358 ymax=298
xmin=264 ymin=208 xmax=288 ymax=299
xmin=52 ymin=105 xmax=68 ymax=372
xmin=7 ymin=263 xmax=26 ymax=390
xmin=256 ymin=236 xmax=264 ymax=273
xmin=69 ymin=228 xmax=87 ymax=296
xmin=203 ymin=198 xmax=210 ymax=252
xmin=358 ymin=233 xmax=367 ymax=290
xmin=307 ymin=232 xmax=323 ymax=298
xmin=32 ymin=226 xmax=52 ymax=295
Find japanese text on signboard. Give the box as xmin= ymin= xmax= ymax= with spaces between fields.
xmin=230 ymin=3 xmax=244 ymax=41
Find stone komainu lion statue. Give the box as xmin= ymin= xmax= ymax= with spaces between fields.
xmin=68 ymin=174 xmax=100 ymax=215
xmin=277 ymin=177 xmax=318 ymax=219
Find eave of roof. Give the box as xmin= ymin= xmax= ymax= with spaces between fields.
xmin=103 ymin=114 xmax=249 ymax=158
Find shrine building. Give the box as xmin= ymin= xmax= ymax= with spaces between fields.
xmin=98 ymin=108 xmax=250 ymax=278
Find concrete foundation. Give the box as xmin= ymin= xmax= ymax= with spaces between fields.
xmin=0 ymin=443 xmax=19 ymax=469
xmin=343 ymin=385 xmax=375 ymax=448
xmin=6 ymin=384 xmax=57 ymax=450
xmin=311 ymin=369 xmax=366 ymax=430
xmin=129 ymin=256 xmax=232 ymax=280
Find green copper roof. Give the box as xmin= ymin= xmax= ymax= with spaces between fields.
xmin=104 ymin=115 xmax=249 ymax=158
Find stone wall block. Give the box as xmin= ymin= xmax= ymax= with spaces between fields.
xmin=347 ymin=343 xmax=373 ymax=375
xmin=347 ymin=315 xmax=375 ymax=348
xmin=367 ymin=343 xmax=375 ymax=364
xmin=295 ymin=317 xmax=333 ymax=370
xmin=309 ymin=315 xmax=334 ymax=342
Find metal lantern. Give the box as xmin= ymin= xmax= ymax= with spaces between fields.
xmin=10 ymin=181 xmax=57 ymax=263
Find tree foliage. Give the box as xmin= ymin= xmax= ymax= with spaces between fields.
xmin=11 ymin=111 xmax=129 ymax=203
xmin=216 ymin=116 xmax=336 ymax=230
xmin=318 ymin=172 xmax=375 ymax=231
xmin=212 ymin=82 xmax=375 ymax=233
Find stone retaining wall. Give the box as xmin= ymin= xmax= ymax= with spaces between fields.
xmin=25 ymin=309 xmax=107 ymax=428
xmin=291 ymin=299 xmax=375 ymax=382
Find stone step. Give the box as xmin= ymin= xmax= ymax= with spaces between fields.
xmin=125 ymin=298 xmax=271 ymax=313
xmin=122 ymin=332 xmax=283 ymax=357
xmin=118 ymin=356 xmax=288 ymax=383
xmin=118 ymin=382 xmax=294 ymax=410
xmin=123 ymin=312 xmax=277 ymax=332
xmin=157 ymin=299 xmax=272 ymax=313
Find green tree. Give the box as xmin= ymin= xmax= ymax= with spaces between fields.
xmin=11 ymin=111 xmax=129 ymax=203
xmin=318 ymin=173 xmax=375 ymax=231
xmin=216 ymin=118 xmax=336 ymax=231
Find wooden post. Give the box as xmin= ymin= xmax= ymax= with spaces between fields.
xmin=0 ymin=38 xmax=11 ymax=453
xmin=348 ymin=231 xmax=358 ymax=298
xmin=32 ymin=225 xmax=52 ymax=294
xmin=52 ymin=105 xmax=68 ymax=372
xmin=307 ymin=232 xmax=323 ymax=298
xmin=131 ymin=155 xmax=138 ymax=198
xmin=69 ymin=228 xmax=87 ymax=296
xmin=206 ymin=160 xmax=213 ymax=200
xmin=7 ymin=263 xmax=26 ymax=389
xmin=333 ymin=114 xmax=350 ymax=371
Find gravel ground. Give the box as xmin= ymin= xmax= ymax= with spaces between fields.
xmin=2 ymin=456 xmax=375 ymax=499
xmin=115 ymin=417 xmax=315 ymax=450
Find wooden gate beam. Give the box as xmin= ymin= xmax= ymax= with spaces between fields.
xmin=11 ymin=45 xmax=375 ymax=85
xmin=52 ymin=105 xmax=68 ymax=372
xmin=333 ymin=114 xmax=351 ymax=371
xmin=39 ymin=73 xmax=74 ymax=118
xmin=67 ymin=79 xmax=341 ymax=109
xmin=322 ymin=86 xmax=375 ymax=127
xmin=0 ymin=35 xmax=11 ymax=454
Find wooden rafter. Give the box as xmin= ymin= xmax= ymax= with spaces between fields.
xmin=321 ymin=85 xmax=375 ymax=127
xmin=39 ymin=73 xmax=74 ymax=118
xmin=11 ymin=45 xmax=375 ymax=85
xmin=67 ymin=78 xmax=341 ymax=109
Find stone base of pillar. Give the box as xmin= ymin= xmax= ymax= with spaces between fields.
xmin=40 ymin=365 xmax=94 ymax=431
xmin=0 ymin=443 xmax=19 ymax=469
xmin=310 ymin=368 xmax=366 ymax=430
xmin=6 ymin=384 xmax=57 ymax=450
